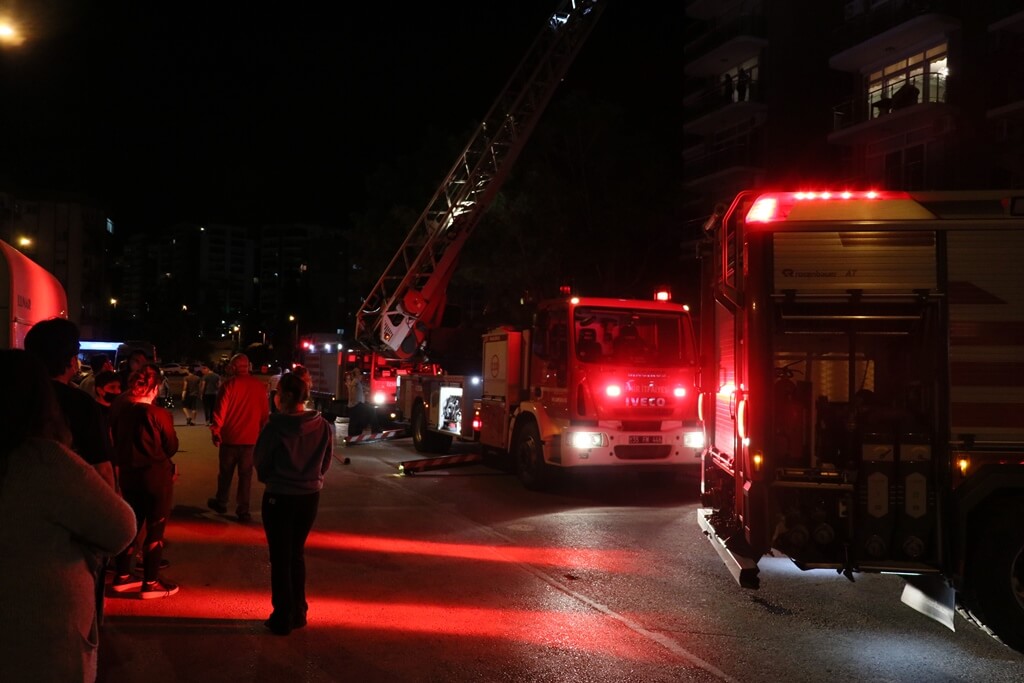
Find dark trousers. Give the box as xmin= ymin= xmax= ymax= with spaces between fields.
xmin=262 ymin=490 xmax=319 ymax=629
xmin=215 ymin=444 xmax=255 ymax=516
xmin=115 ymin=465 xmax=174 ymax=582
xmin=202 ymin=394 xmax=216 ymax=423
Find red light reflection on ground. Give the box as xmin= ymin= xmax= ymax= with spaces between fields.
xmin=166 ymin=519 xmax=644 ymax=573
xmin=106 ymin=585 xmax=664 ymax=663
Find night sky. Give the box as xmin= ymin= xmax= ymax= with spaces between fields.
xmin=0 ymin=1 xmax=683 ymax=232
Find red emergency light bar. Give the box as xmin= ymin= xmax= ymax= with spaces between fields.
xmin=746 ymin=190 xmax=909 ymax=223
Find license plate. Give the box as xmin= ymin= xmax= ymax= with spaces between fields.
xmin=628 ymin=435 xmax=662 ymax=445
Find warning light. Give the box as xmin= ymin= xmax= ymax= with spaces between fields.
xmin=654 ymin=289 xmax=671 ymax=301
xmin=605 ymin=384 xmax=622 ymax=398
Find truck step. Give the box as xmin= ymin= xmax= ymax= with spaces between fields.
xmin=398 ymin=452 xmax=484 ymax=475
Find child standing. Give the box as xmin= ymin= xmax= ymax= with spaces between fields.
xmin=254 ymin=372 xmax=334 ymax=635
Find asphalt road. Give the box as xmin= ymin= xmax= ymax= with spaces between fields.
xmin=96 ymin=413 xmax=1024 ymax=683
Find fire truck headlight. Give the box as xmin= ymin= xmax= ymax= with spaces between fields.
xmin=684 ymin=431 xmax=704 ymax=449
xmin=569 ymin=432 xmax=607 ymax=449
xmin=372 ymin=391 xmax=387 ymax=405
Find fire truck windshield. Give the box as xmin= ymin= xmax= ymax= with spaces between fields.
xmin=574 ymin=308 xmax=692 ymax=366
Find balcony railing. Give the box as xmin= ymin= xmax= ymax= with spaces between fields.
xmin=832 ymin=73 xmax=947 ymax=130
xmin=684 ymin=13 xmax=766 ymax=60
xmin=684 ymin=139 xmax=761 ymax=180
xmin=686 ymin=79 xmax=762 ymax=122
xmin=832 ymin=0 xmax=957 ymax=54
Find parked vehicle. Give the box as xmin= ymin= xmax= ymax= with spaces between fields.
xmin=696 ymin=189 xmax=1024 ymax=650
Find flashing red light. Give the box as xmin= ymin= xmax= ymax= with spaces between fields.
xmin=605 ymin=384 xmax=622 ymax=398
xmin=745 ymin=190 xmax=904 ymax=223
xmin=654 ymin=289 xmax=671 ymax=302
xmin=673 ymin=387 xmax=686 ymax=398
xmin=559 ymin=285 xmax=572 ymax=296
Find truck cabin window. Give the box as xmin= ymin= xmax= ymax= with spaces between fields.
xmin=573 ymin=308 xmax=692 ymax=366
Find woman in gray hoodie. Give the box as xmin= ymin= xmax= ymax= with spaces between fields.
xmin=254 ymin=371 xmax=334 ymax=635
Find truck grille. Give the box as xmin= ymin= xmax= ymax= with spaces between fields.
xmin=613 ymin=445 xmax=672 ymax=460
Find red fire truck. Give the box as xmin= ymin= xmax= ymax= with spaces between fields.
xmin=696 ymin=189 xmax=1024 ymax=649
xmin=400 ymin=293 xmax=704 ymax=489
xmin=0 ymin=238 xmax=68 ymax=348
xmin=300 ymin=332 xmax=439 ymax=423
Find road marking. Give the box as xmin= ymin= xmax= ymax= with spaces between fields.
xmin=369 ymin=470 xmax=739 ymax=681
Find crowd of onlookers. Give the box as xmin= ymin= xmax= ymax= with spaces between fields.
xmin=0 ymin=318 xmax=336 ymax=682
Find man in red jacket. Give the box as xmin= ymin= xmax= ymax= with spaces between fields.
xmin=208 ymin=354 xmax=270 ymax=522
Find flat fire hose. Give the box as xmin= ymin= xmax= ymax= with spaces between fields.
xmin=398 ymin=452 xmax=483 ymax=475
xmin=344 ymin=429 xmax=403 ymax=446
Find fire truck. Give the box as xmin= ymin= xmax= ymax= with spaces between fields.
xmin=0 ymin=238 xmax=68 ymax=348
xmin=349 ymin=0 xmax=608 ymax=452
xmin=696 ymin=189 xmax=1024 ymax=650
xmin=299 ymin=332 xmax=439 ymax=422
xmin=400 ymin=293 xmax=704 ymax=489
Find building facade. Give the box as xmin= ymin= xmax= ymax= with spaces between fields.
xmin=683 ymin=0 xmax=1024 ymax=216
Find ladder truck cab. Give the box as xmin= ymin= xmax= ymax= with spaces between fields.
xmin=402 ymin=294 xmax=704 ymax=489
xmin=697 ymin=189 xmax=1024 ymax=650
xmin=301 ymin=333 xmax=439 ymax=424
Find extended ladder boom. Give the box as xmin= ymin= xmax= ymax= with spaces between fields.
xmin=355 ymin=0 xmax=606 ymax=359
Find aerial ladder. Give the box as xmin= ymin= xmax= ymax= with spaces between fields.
xmin=355 ymin=0 xmax=607 ymax=359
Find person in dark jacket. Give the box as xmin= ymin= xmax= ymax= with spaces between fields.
xmin=254 ymin=372 xmax=334 ymax=635
xmin=109 ymin=364 xmax=180 ymax=599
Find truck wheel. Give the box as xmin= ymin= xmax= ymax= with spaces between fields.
xmin=412 ymin=403 xmax=452 ymax=454
xmin=513 ymin=422 xmax=550 ymax=491
xmin=970 ymin=497 xmax=1024 ymax=651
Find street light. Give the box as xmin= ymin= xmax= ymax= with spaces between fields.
xmin=232 ymin=324 xmax=241 ymax=351
xmin=0 ymin=19 xmax=24 ymax=47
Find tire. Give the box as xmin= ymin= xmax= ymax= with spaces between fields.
xmin=968 ymin=497 xmax=1024 ymax=651
xmin=412 ymin=403 xmax=452 ymax=454
xmin=513 ymin=421 xmax=550 ymax=491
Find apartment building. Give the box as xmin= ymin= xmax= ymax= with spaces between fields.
xmin=683 ymin=0 xmax=1024 ymax=215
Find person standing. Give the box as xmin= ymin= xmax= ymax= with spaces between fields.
xmin=23 ymin=318 xmax=116 ymax=489
xmin=267 ymin=368 xmax=283 ymax=414
xmin=254 ymin=372 xmax=334 ymax=635
xmin=208 ymin=353 xmax=270 ymax=522
xmin=118 ymin=349 xmax=149 ymax=389
xmin=78 ymin=353 xmax=113 ymax=399
xmin=181 ymin=366 xmax=201 ymax=426
xmin=344 ymin=367 xmax=368 ymax=437
xmin=92 ymin=370 xmax=123 ymax=472
xmin=0 ymin=349 xmax=136 ymax=683
xmin=736 ymin=66 xmax=750 ymax=102
xmin=199 ymin=363 xmax=221 ymax=425
xmin=109 ymin=364 xmax=180 ymax=598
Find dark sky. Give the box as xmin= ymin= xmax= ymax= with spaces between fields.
xmin=0 ymin=1 xmax=683 ymax=231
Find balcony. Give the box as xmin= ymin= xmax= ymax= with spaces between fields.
xmin=829 ymin=73 xmax=953 ymax=144
xmin=831 ymin=9 xmax=959 ymax=73
xmin=684 ymin=81 xmax=766 ymax=136
xmin=685 ymin=14 xmax=766 ymax=77
xmin=683 ymin=140 xmax=763 ymax=188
